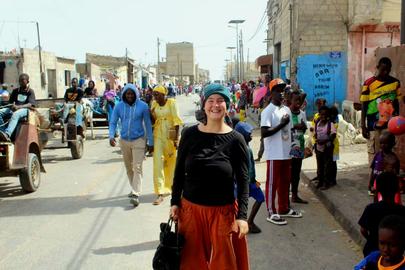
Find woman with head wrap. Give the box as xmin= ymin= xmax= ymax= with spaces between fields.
xmin=150 ymin=85 xmax=183 ymax=205
xmin=170 ymin=84 xmax=250 ymax=269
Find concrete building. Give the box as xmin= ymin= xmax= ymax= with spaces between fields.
xmin=76 ymin=63 xmax=104 ymax=92
xmin=225 ymin=61 xmax=259 ymax=82
xmin=0 ymin=48 xmax=76 ymax=99
xmin=166 ymin=42 xmax=195 ymax=84
xmin=196 ymin=66 xmax=210 ymax=84
xmin=266 ymin=0 xmax=401 ymax=116
xmin=86 ymin=53 xmax=137 ymax=88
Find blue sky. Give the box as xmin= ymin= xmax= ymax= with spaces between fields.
xmin=2 ymin=0 xmax=267 ymax=80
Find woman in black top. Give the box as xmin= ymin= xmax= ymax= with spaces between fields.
xmin=84 ymin=80 xmax=98 ymax=97
xmin=170 ymin=84 xmax=250 ymax=270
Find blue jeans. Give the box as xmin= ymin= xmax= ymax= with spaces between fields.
xmin=0 ymin=108 xmax=28 ymax=136
xmin=63 ymin=103 xmax=83 ymax=127
xmin=0 ymin=107 xmax=13 ymax=131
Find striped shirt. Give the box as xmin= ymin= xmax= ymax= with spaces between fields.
xmin=360 ymin=76 xmax=401 ymax=130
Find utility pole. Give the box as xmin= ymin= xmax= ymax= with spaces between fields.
xmin=157 ymin=37 xmax=160 ymax=83
xmin=240 ymin=30 xmax=244 ymax=81
xmin=229 ymin=20 xmax=245 ymax=82
xmin=35 ymin=22 xmax=43 ymax=86
xmin=226 ymin=46 xmax=236 ymax=81
xmin=401 ymin=0 xmax=405 ymax=44
xmin=177 ymin=53 xmax=180 ymax=85
xmin=236 ymin=25 xmax=240 ymax=82
xmin=247 ymin=48 xmax=249 ymax=73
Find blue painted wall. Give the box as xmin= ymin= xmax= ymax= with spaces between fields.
xmin=280 ymin=60 xmax=290 ymax=81
xmin=297 ymin=52 xmax=347 ymax=118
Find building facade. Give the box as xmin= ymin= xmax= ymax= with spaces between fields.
xmin=166 ymin=42 xmax=195 ymax=84
xmin=0 ymin=48 xmax=76 ymax=99
xmin=266 ymin=0 xmax=401 ymax=116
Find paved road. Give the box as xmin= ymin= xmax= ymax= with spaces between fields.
xmin=0 ymin=94 xmax=361 ymax=270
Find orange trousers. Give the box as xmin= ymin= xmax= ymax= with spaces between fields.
xmin=178 ymin=199 xmax=249 ymax=270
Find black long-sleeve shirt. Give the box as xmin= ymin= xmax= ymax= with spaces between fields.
xmin=171 ymin=125 xmax=250 ymax=220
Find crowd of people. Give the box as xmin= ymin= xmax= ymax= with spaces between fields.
xmin=0 ymin=56 xmax=404 ymax=270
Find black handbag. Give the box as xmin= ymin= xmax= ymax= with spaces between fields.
xmin=152 ymin=218 xmax=185 ymax=270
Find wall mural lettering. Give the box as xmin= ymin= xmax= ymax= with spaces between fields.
xmin=297 ymin=52 xmax=347 ymax=118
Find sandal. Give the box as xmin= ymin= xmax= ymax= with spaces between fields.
xmin=153 ymin=195 xmax=164 ymax=205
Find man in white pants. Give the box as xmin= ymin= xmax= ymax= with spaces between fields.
xmin=109 ymin=84 xmax=154 ymax=207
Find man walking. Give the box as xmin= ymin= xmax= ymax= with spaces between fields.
xmin=109 ymin=84 xmax=154 ymax=207
xmin=0 ymin=73 xmax=36 ymax=141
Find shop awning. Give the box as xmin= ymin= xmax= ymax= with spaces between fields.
xmin=255 ymin=54 xmax=273 ymax=68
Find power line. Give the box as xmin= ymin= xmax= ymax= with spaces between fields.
xmin=247 ymin=9 xmax=267 ymax=42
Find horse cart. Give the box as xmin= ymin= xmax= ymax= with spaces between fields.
xmin=36 ymin=98 xmax=93 ymax=160
xmin=0 ymin=109 xmax=45 ymax=192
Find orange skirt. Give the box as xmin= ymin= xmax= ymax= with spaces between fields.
xmin=178 ymin=198 xmax=249 ymax=270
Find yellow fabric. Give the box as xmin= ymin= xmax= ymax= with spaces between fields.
xmin=239 ymin=109 xmax=246 ymax=122
xmin=311 ymin=113 xmax=320 ymax=145
xmin=153 ymin=85 xmax=167 ymax=95
xmin=151 ymin=98 xmax=183 ymax=195
xmin=333 ymin=122 xmax=339 ymax=158
xmin=377 ymin=255 xmax=405 ymax=270
xmin=153 ymin=138 xmax=177 ymax=195
xmin=360 ymin=80 xmax=401 ymax=102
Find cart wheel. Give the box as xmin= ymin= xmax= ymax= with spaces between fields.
xmin=70 ymin=135 xmax=84 ymax=159
xmin=19 ymin=153 xmax=41 ymax=192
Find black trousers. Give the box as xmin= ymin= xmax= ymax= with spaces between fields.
xmin=290 ymin=158 xmax=303 ymax=194
xmin=315 ymin=149 xmax=333 ymax=187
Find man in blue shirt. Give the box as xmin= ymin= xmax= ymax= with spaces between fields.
xmin=109 ymin=83 xmax=154 ymax=207
xmin=0 ymin=84 xmax=10 ymax=106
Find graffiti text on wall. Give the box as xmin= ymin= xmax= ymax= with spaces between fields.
xmin=296 ymin=52 xmax=347 ymax=117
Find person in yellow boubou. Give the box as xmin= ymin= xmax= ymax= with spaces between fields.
xmin=150 ymin=85 xmax=183 ymax=205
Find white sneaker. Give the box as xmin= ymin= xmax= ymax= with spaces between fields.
xmin=266 ymin=214 xmax=287 ymax=225
xmin=279 ymin=208 xmax=302 ymax=218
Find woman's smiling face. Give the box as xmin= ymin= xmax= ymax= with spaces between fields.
xmin=204 ymin=94 xmax=227 ymax=121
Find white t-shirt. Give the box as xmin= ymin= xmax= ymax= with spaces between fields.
xmin=260 ymin=103 xmax=292 ymax=160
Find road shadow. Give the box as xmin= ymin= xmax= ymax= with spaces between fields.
xmin=92 ymin=240 xmax=159 ymax=255
xmin=92 ymin=158 xmax=123 ymax=164
xmin=0 ymin=194 xmax=136 ymax=217
xmin=0 ymin=181 xmax=27 ymax=198
xmin=140 ymin=193 xmax=168 ymax=204
xmin=41 ymin=155 xmax=73 ymax=164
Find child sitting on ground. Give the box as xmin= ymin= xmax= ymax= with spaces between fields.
xmin=358 ymin=172 xmax=405 ymax=257
xmin=369 ymin=131 xmax=401 ymax=204
xmin=234 ymin=121 xmax=265 ymax=233
xmin=355 ymin=214 xmax=405 ymax=269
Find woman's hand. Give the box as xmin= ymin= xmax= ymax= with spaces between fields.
xmin=233 ymin=219 xmax=249 ymax=238
xmin=170 ymin=205 xmax=179 ymax=222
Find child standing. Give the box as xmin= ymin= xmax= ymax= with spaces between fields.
xmin=314 ymin=106 xmax=336 ymax=190
xmin=329 ymin=106 xmax=340 ymax=187
xmin=369 ymin=131 xmax=401 ymax=204
xmin=355 ymin=214 xmax=405 ymax=269
xmin=310 ymin=98 xmax=327 ymax=182
xmin=289 ymin=90 xmax=308 ymax=203
xmin=235 ymin=122 xmax=265 ymax=233
xmin=358 ymin=172 xmax=405 ymax=257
